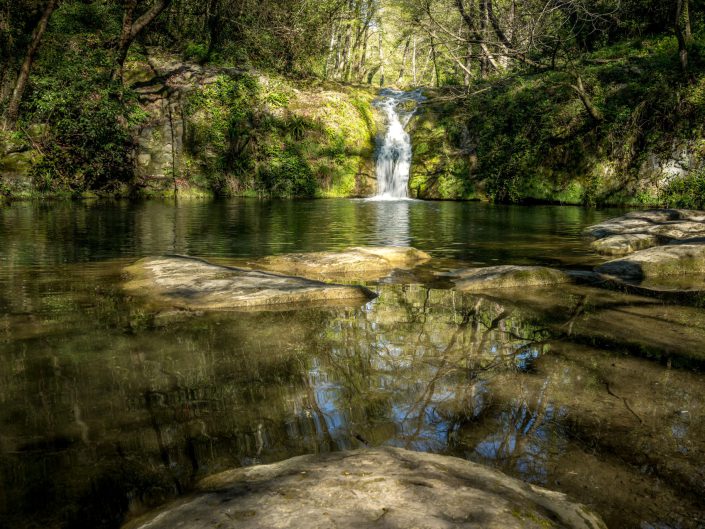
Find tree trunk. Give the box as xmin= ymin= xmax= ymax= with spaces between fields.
xmin=479 ymin=0 xmax=489 ymax=78
xmin=206 ymin=0 xmax=221 ymax=59
xmin=487 ymin=0 xmax=540 ymax=68
xmin=378 ymin=28 xmax=385 ymax=86
xmin=674 ymin=0 xmax=691 ymax=80
xmin=455 ymin=0 xmax=500 ymax=77
xmin=570 ymin=75 xmax=603 ymax=123
xmin=464 ymin=38 xmax=472 ymax=86
xmin=323 ymin=25 xmax=337 ymax=79
xmin=3 ymin=0 xmax=58 ymax=130
xmin=112 ymin=0 xmax=173 ymax=83
xmin=429 ymin=34 xmax=440 ymax=87
xmin=357 ymin=26 xmax=370 ymax=82
xmin=397 ymin=37 xmax=410 ymax=85
xmin=412 ymin=36 xmax=417 ymax=85
xmin=684 ymin=0 xmax=692 ymax=41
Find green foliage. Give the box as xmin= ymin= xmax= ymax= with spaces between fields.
xmin=21 ymin=5 xmax=140 ymax=193
xmin=412 ymin=35 xmax=705 ymax=205
xmin=257 ymin=146 xmax=316 ymax=196
xmin=662 ymin=170 xmax=705 ymax=209
xmin=185 ymin=73 xmax=375 ymax=197
xmin=183 ymin=41 xmax=209 ymax=63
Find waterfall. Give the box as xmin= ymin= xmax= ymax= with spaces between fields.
xmin=371 ymin=89 xmax=425 ymax=200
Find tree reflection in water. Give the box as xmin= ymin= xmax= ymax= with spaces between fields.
xmin=1 ymin=274 xmax=705 ymax=529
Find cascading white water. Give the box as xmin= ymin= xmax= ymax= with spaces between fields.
xmin=371 ymin=89 xmax=425 ymax=200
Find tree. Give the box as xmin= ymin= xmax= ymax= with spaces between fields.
xmin=112 ymin=0 xmax=174 ymax=82
xmin=2 ymin=0 xmax=58 ymax=130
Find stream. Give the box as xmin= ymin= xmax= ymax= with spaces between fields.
xmin=1 ymin=199 xmax=704 ymax=529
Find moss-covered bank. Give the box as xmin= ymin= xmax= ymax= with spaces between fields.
xmin=409 ymin=35 xmax=705 ymax=207
xmin=0 ymin=51 xmax=378 ymax=200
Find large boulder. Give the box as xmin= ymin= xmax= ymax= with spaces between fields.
xmin=595 ymin=244 xmax=705 ymax=281
xmin=123 ymin=256 xmax=375 ymax=310
xmin=448 ymin=265 xmax=572 ymax=291
xmin=122 ymin=447 xmax=606 ymax=529
xmin=585 ymin=209 xmax=705 ymax=256
xmin=254 ymin=246 xmax=430 ymax=278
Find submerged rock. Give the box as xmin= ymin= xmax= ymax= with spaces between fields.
xmin=448 ymin=265 xmax=572 ymax=291
xmin=596 ymin=244 xmax=705 ymax=281
xmin=585 ymin=209 xmax=705 ymax=256
xmin=122 ymin=447 xmax=606 ymax=529
xmin=123 ymin=256 xmax=375 ymax=310
xmin=254 ymin=246 xmax=430 ymax=278
xmin=590 ymin=232 xmax=660 ymax=256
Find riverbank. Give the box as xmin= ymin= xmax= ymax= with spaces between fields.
xmin=408 ymin=35 xmax=705 ymax=207
xmin=2 ymin=36 xmax=704 ymax=206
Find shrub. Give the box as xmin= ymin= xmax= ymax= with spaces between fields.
xmin=662 ymin=170 xmax=705 ymax=209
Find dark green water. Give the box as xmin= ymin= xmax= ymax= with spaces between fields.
xmin=1 ymin=199 xmax=704 ymax=529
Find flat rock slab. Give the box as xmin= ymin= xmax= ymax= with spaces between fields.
xmin=123 ymin=256 xmax=375 ymax=310
xmin=585 ymin=209 xmax=705 ymax=256
xmin=448 ymin=265 xmax=572 ymax=291
xmin=595 ymin=244 xmax=705 ymax=281
xmin=254 ymin=246 xmax=430 ymax=277
xmin=123 ymin=447 xmax=606 ymax=529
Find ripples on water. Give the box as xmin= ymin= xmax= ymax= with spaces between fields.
xmin=0 ymin=199 xmax=703 ymax=529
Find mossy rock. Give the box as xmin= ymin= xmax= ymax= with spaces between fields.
xmin=448 ymin=265 xmax=572 ymax=291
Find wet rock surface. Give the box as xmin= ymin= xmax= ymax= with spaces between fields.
xmin=447 ymin=265 xmax=572 ymax=291
xmin=123 ymin=447 xmax=607 ymax=529
xmin=254 ymin=246 xmax=430 ymax=279
xmin=123 ymin=255 xmax=375 ymax=310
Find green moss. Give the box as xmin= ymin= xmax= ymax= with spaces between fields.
xmin=183 ymin=73 xmax=376 ymax=198
xmin=409 ymin=35 xmax=705 ymax=205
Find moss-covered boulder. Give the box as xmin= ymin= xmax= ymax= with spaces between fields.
xmin=129 ymin=51 xmax=378 ymax=198
xmin=0 ymin=132 xmax=37 ymax=197
xmin=448 ymin=265 xmax=572 ymax=291
xmin=123 ymin=256 xmax=375 ymax=310
xmin=122 ymin=447 xmax=606 ymax=529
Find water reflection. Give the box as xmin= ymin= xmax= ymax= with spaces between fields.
xmin=1 ymin=200 xmax=704 ymax=529
xmin=371 ymin=200 xmax=412 ymax=246
xmin=3 ymin=271 xmax=704 ymax=529
xmin=0 ymin=198 xmax=621 ymax=268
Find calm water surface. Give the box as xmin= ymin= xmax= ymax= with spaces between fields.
xmin=1 ymin=199 xmax=704 ymax=529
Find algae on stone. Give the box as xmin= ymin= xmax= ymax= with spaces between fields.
xmin=448 ymin=265 xmax=572 ymax=291
xmin=254 ymin=246 xmax=431 ymax=279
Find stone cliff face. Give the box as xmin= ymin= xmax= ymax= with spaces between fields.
xmin=125 ymin=51 xmax=378 ymax=197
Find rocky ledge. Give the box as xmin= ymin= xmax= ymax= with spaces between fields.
xmin=585 ymin=209 xmax=705 ymax=283
xmin=585 ymin=209 xmax=705 ymax=256
xmin=253 ymin=246 xmax=431 ymax=278
xmin=122 ymin=447 xmax=606 ymax=529
xmin=123 ymin=255 xmax=375 ymax=310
